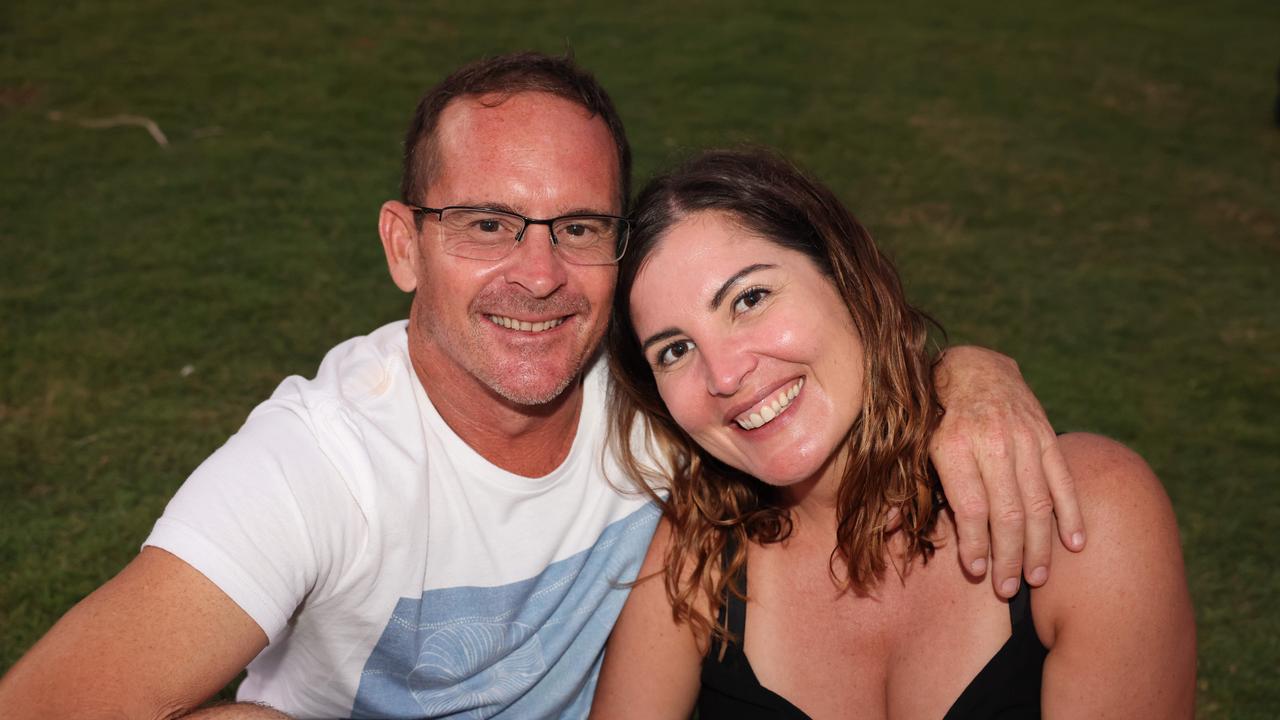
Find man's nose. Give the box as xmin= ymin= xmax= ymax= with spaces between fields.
xmin=702 ymin=337 xmax=756 ymax=397
xmin=503 ymin=225 xmax=568 ymax=298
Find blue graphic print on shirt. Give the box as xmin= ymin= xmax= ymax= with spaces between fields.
xmin=350 ymin=502 xmax=661 ymax=719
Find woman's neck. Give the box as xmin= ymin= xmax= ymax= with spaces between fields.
xmin=779 ymin=449 xmax=849 ymax=536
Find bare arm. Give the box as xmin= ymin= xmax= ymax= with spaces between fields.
xmin=1036 ymin=434 xmax=1196 ymax=719
xmin=931 ymin=346 xmax=1086 ymax=598
xmin=0 ymin=547 xmax=279 ymax=720
xmin=590 ymin=518 xmax=702 ymax=720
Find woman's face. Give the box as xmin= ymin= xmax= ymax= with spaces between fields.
xmin=628 ymin=211 xmax=866 ymax=489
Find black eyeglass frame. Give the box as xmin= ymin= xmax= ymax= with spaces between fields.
xmin=407 ymin=204 xmax=632 ymax=266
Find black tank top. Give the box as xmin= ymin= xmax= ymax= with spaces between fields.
xmin=698 ymin=543 xmax=1048 ymax=719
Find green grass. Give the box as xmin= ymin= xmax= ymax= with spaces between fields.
xmin=2 ymin=1 xmax=1277 ymax=716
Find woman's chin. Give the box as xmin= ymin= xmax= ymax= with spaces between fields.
xmin=746 ymin=462 xmax=821 ymax=490
xmin=738 ymin=445 xmax=845 ymax=498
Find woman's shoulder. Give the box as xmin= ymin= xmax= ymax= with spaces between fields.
xmin=1027 ymin=442 xmax=1196 ymax=716
xmin=1056 ymin=432 xmax=1165 ymax=499
xmin=1031 ymin=432 xmax=1191 ymax=647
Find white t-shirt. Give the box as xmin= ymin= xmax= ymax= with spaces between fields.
xmin=144 ymin=321 xmax=661 ymax=719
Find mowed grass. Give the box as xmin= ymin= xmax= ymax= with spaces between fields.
xmin=2 ymin=1 xmax=1277 ymax=715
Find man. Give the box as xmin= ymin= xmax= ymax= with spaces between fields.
xmin=0 ymin=53 xmax=1082 ymax=718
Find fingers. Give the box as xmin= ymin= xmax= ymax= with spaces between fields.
xmin=980 ymin=432 xmax=1026 ymax=599
xmin=1014 ymin=429 xmax=1055 ymax=587
xmin=934 ymin=427 xmax=1030 ymax=599
xmin=932 ymin=434 xmax=993 ymax=580
xmin=928 ymin=345 xmax=1088 ymax=597
xmin=1042 ymin=437 xmax=1086 ymax=552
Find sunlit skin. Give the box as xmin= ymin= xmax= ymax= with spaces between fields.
xmin=629 ymin=211 xmax=866 ymax=504
xmin=379 ymin=92 xmax=621 ymax=474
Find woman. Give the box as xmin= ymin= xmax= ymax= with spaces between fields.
xmin=592 ymin=149 xmax=1195 ymax=718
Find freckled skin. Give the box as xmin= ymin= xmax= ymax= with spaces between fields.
xmin=629 ymin=212 xmax=865 ymax=493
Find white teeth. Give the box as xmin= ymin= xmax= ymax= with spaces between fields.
xmin=735 ymin=378 xmax=804 ymax=430
xmin=488 ymin=315 xmax=564 ymax=333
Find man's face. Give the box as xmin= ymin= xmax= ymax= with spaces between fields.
xmin=405 ymin=92 xmax=621 ymax=407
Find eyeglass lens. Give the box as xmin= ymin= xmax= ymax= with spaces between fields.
xmin=437 ymin=208 xmax=625 ymax=265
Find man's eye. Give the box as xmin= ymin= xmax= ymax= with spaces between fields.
xmin=476 ymin=219 xmax=503 ymax=233
xmin=657 ymin=340 xmax=694 ymax=367
xmin=558 ymin=219 xmax=607 ymax=240
xmin=733 ymin=287 xmax=770 ymax=313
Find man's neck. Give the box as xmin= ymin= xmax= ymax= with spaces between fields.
xmin=407 ymin=339 xmax=585 ymax=478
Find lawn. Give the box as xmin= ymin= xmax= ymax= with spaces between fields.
xmin=2 ymin=1 xmax=1277 ymax=716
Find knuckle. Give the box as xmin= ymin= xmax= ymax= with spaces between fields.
xmin=1050 ymin=471 xmax=1077 ymax=493
xmin=995 ymin=352 xmax=1019 ymax=372
xmin=994 ymin=506 xmax=1026 ymax=528
xmin=953 ymin=497 xmax=989 ymax=521
xmin=1012 ymin=426 xmax=1039 ymax=449
xmin=1025 ymin=494 xmax=1055 ymax=519
xmin=997 ymin=555 xmax=1023 ymax=572
xmin=979 ymin=432 xmax=1011 ymax=459
xmin=936 ymin=430 xmax=970 ymax=455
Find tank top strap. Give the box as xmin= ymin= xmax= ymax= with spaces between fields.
xmin=710 ymin=533 xmax=748 ymax=658
xmin=724 ymin=534 xmax=748 ymax=637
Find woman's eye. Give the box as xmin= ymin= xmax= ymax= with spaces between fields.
xmin=733 ymin=287 xmax=770 ymax=313
xmin=656 ymin=340 xmax=694 ymax=367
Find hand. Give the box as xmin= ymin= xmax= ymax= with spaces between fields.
xmin=930 ymin=346 xmax=1086 ymax=598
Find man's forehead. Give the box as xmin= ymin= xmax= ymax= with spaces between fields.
xmin=428 ymin=91 xmax=622 ymax=210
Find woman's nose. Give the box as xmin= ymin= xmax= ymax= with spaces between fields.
xmin=701 ymin=338 xmax=756 ymax=397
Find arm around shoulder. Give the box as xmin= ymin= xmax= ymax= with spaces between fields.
xmin=590 ymin=517 xmax=702 ymax=720
xmin=1036 ymin=433 xmax=1196 ymax=719
xmin=0 ymin=547 xmax=270 ymax=720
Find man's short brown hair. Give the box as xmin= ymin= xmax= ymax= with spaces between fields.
xmin=401 ymin=51 xmax=632 ymax=211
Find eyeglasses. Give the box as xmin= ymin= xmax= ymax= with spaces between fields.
xmin=409 ymin=205 xmax=631 ymax=266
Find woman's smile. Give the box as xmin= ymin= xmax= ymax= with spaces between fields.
xmin=629 ymin=211 xmax=866 ymax=489
xmin=731 ymin=377 xmax=804 ymax=430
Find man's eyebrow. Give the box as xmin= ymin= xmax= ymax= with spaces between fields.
xmin=640 ymin=328 xmax=682 ymax=353
xmin=447 ymin=202 xmax=616 ymax=218
xmin=709 ymin=263 xmax=776 ymax=310
xmin=559 ymin=206 xmax=618 ymax=217
xmin=450 ymin=201 xmax=520 ymax=214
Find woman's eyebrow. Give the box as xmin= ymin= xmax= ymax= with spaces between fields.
xmin=640 ymin=328 xmax=682 ymax=353
xmin=709 ymin=263 xmax=776 ymax=310
xmin=638 ymin=263 xmax=777 ymax=353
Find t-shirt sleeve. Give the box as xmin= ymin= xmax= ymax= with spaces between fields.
xmin=144 ymin=407 xmax=340 ymax=642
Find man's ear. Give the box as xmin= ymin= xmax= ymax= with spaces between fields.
xmin=379 ymin=200 xmax=421 ymax=292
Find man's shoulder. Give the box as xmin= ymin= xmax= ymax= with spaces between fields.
xmin=214 ymin=320 xmax=420 ymax=481
xmin=261 ymin=320 xmax=414 ymax=419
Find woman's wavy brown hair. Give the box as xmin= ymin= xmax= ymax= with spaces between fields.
xmin=607 ymin=148 xmax=945 ymax=644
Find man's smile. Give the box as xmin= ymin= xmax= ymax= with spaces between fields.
xmin=486 ymin=314 xmax=568 ymax=333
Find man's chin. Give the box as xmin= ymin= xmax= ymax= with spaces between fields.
xmin=482 ymin=362 xmax=583 ymax=408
